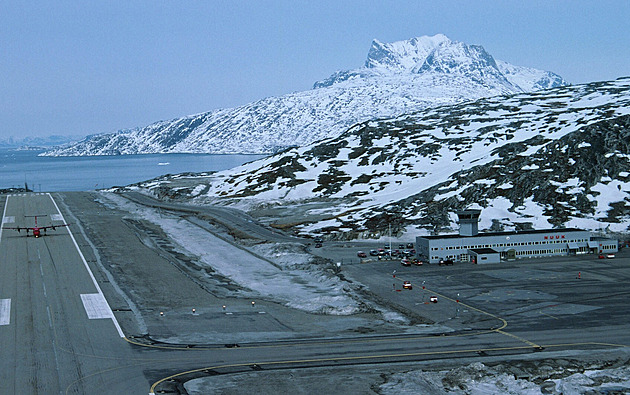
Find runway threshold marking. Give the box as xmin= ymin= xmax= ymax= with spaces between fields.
xmin=81 ymin=294 xmax=113 ymax=319
xmin=46 ymin=193 xmax=125 ymax=338
xmin=0 ymin=299 xmax=11 ymax=325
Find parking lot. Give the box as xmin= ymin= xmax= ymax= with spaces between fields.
xmin=310 ymin=239 xmax=419 ymax=266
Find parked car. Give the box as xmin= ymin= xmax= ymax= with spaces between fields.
xmin=357 ymin=251 xmax=367 ymax=258
xmin=439 ymin=259 xmax=454 ymax=266
xmin=606 ymin=254 xmax=615 ymax=259
xmin=406 ymin=243 xmax=414 ymax=249
xmin=401 ymin=259 xmax=411 ymax=266
xmin=369 ymin=250 xmax=379 ymax=256
xmin=399 ymin=244 xmax=406 ymax=249
xmin=403 ymin=281 xmax=413 ymax=290
xmin=314 ymin=243 xmax=322 ymax=248
xmin=430 ymin=295 xmax=438 ymax=303
xmin=412 ymin=259 xmax=423 ymax=266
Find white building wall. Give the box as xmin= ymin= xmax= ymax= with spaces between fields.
xmin=418 ymin=230 xmax=596 ymax=264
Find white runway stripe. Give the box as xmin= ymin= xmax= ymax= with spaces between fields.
xmin=50 ymin=214 xmax=63 ymax=221
xmin=0 ymin=299 xmax=11 ymax=325
xmin=81 ymin=293 xmax=113 ymax=319
xmin=47 ymin=193 xmax=125 ymax=337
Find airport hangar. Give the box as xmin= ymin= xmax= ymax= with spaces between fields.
xmin=416 ymin=210 xmax=619 ymax=264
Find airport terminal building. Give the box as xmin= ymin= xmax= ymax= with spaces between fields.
xmin=416 ymin=210 xmax=619 ymax=264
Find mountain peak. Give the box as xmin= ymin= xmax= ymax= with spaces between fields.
xmin=415 ymin=40 xmax=516 ymax=89
xmin=315 ymin=35 xmax=568 ymax=92
xmin=365 ymin=34 xmax=451 ymax=71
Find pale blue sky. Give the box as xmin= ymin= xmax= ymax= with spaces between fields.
xmin=1 ymin=1 xmax=629 ymax=139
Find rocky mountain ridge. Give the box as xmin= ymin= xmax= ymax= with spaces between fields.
xmin=43 ymin=35 xmax=567 ymax=157
xmin=126 ymin=77 xmax=630 ymax=238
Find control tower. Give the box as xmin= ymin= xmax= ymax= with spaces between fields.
xmin=456 ymin=209 xmax=481 ymax=237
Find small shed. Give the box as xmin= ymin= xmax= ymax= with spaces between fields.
xmin=469 ymin=248 xmax=501 ymax=264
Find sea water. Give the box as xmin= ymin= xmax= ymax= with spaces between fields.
xmin=0 ymin=149 xmax=266 ymax=192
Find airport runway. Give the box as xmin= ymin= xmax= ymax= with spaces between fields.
xmin=0 ymin=193 xmax=146 ymax=394
xmin=2 ymin=192 xmax=629 ymax=394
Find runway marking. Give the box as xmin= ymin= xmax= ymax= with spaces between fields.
xmin=495 ymin=329 xmax=541 ymax=348
xmin=46 ymin=193 xmax=125 ymax=337
xmin=539 ymin=310 xmax=559 ymax=320
xmin=81 ymin=293 xmax=113 ymax=319
xmin=50 ymin=214 xmax=63 ymax=221
xmin=2 ymin=216 xmax=14 ymax=224
xmin=0 ymin=195 xmax=9 ymax=241
xmin=0 ymin=299 xmax=11 ymax=325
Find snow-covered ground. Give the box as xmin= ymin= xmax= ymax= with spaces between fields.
xmin=379 ymin=361 xmax=630 ymax=395
xmin=184 ymin=355 xmax=630 ymax=395
xmin=100 ymin=192 xmax=364 ymax=315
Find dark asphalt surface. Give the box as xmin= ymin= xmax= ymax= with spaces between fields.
xmin=2 ymin=192 xmax=629 ymax=394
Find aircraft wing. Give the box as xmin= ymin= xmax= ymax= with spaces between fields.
xmin=41 ymin=223 xmax=70 ymax=231
xmin=2 ymin=226 xmax=29 ymax=232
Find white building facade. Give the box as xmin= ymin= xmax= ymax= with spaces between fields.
xmin=416 ymin=210 xmax=618 ymax=264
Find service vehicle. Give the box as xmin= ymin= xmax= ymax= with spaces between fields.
xmin=403 ymin=281 xmax=413 ymax=290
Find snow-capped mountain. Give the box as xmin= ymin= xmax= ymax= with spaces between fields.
xmin=129 ymin=78 xmax=630 ymax=237
xmin=43 ymin=35 xmax=568 ymax=157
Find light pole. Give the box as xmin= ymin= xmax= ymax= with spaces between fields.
xmin=456 ymin=293 xmax=460 ymax=318
xmin=422 ymin=281 xmax=426 ymax=302
xmin=388 ymin=222 xmax=392 ymax=257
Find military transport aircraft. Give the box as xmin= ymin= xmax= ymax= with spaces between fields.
xmin=2 ymin=215 xmax=69 ymax=238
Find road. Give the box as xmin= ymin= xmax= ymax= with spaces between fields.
xmin=120 ymin=191 xmax=303 ymax=244
xmin=2 ymin=192 xmax=629 ymax=394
